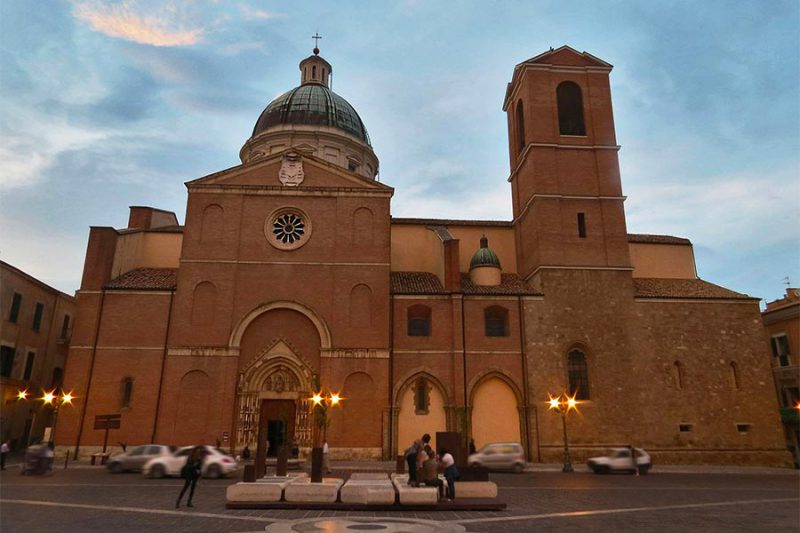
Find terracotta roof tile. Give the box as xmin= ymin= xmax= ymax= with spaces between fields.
xmin=391 ymin=272 xmax=446 ymax=294
xmin=633 ymin=278 xmax=753 ymax=300
xmin=461 ymin=273 xmax=541 ymax=295
xmin=627 ymin=234 xmax=691 ymax=245
xmin=105 ymin=268 xmax=178 ymax=291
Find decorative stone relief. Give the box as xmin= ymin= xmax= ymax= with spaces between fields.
xmin=321 ymin=348 xmax=389 ymax=359
xmin=278 ymin=152 xmax=304 ymax=186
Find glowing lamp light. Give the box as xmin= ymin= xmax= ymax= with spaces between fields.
xmin=566 ymin=394 xmax=579 ymax=412
xmin=547 ymin=394 xmax=561 ymax=411
xmin=329 ymin=393 xmax=341 ymax=406
xmin=310 ymin=392 xmax=323 ymax=407
xmin=794 ymin=401 xmax=800 ymax=412
xmin=17 ymin=389 xmax=29 ymax=401
xmin=62 ymin=391 xmax=74 ymax=405
xmin=42 ymin=390 xmax=56 ymax=405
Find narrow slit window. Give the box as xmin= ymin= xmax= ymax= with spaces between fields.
xmin=577 ymin=213 xmax=586 ymax=238
xmin=679 ymin=423 xmax=693 ymax=433
xmin=736 ymin=423 xmax=750 ymax=434
xmin=515 ymin=100 xmax=525 ymax=155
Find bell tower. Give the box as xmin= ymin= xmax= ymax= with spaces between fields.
xmin=504 ymin=46 xmax=631 ymax=283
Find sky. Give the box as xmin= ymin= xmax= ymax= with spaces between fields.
xmin=0 ymin=0 xmax=798 ymax=305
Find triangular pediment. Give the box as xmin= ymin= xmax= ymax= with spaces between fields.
xmin=523 ymin=45 xmax=612 ymax=68
xmin=186 ymin=150 xmax=393 ymax=193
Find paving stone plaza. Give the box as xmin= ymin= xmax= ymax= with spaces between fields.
xmin=1 ymin=462 xmax=798 ymax=532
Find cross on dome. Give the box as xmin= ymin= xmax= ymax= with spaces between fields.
xmin=312 ymin=32 xmax=322 ymax=55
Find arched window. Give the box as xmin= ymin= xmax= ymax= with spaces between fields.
xmin=515 ymin=100 xmax=526 ymax=154
xmin=121 ymin=377 xmax=134 ymax=408
xmin=312 ymin=65 xmax=317 ymax=78
xmin=407 ymin=304 xmax=431 ymax=336
xmin=557 ymin=81 xmax=586 ymax=136
xmin=729 ymin=362 xmax=740 ymax=390
xmin=672 ymin=361 xmax=684 ymax=390
xmin=567 ymin=349 xmax=590 ymax=400
xmin=414 ymin=379 xmax=430 ymax=414
xmin=484 ymin=306 xmax=508 ymax=337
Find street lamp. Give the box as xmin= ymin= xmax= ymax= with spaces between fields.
xmin=547 ymin=392 xmax=581 ymax=473
xmin=40 ymin=389 xmax=74 ymax=445
xmin=307 ymin=384 xmax=344 ymax=482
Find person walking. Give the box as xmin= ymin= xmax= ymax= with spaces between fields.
xmin=176 ymin=447 xmax=202 ymax=508
xmin=322 ymin=440 xmax=331 ymax=474
xmin=628 ymin=444 xmax=640 ymax=476
xmin=438 ymin=447 xmax=459 ymax=501
xmin=0 ymin=440 xmax=9 ymax=470
xmin=241 ymin=445 xmax=251 ymax=463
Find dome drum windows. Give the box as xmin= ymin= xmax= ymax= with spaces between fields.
xmin=265 ymin=207 xmax=312 ymax=250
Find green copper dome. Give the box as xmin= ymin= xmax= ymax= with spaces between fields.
xmin=469 ymin=236 xmax=501 ymax=269
xmin=252 ymin=84 xmax=371 ymax=145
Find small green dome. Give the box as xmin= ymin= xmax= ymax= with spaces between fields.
xmin=469 ymin=236 xmax=501 ymax=269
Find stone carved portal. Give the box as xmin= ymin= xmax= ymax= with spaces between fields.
xmin=236 ymin=341 xmax=313 ymax=449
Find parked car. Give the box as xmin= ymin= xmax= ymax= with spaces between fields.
xmin=467 ymin=442 xmax=525 ymax=473
xmin=107 ymin=445 xmax=173 ymax=473
xmin=142 ymin=445 xmax=238 ymax=479
xmin=587 ymin=447 xmax=651 ymax=475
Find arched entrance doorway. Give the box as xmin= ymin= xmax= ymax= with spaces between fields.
xmin=231 ymin=301 xmax=330 ymax=456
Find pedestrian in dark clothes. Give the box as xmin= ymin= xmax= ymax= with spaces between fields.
xmin=176 ymin=446 xmax=203 ymax=508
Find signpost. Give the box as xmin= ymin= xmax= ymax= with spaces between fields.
xmin=94 ymin=414 xmax=121 ymax=454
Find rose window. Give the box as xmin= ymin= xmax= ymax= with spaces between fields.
xmin=272 ymin=213 xmax=305 ymax=244
xmin=265 ymin=207 xmax=312 ymax=250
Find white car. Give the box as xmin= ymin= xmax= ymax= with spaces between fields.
xmin=107 ymin=444 xmax=173 ymax=473
xmin=587 ymin=447 xmax=651 ymax=475
xmin=468 ymin=442 xmax=526 ymax=473
xmin=142 ymin=445 xmax=238 ymax=479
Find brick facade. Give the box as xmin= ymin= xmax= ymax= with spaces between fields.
xmin=55 ymin=46 xmax=791 ymax=466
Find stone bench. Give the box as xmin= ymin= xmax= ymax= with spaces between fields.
xmin=227 ymin=478 xmax=292 ymax=502
xmin=284 ymin=477 xmax=344 ymax=503
xmin=340 ymin=479 xmax=396 ymax=504
xmin=454 ymin=481 xmax=498 ymax=499
xmin=349 ymin=472 xmax=389 ymax=481
xmin=391 ymin=474 xmax=438 ymax=505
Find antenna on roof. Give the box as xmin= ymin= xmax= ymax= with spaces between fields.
xmin=784 ymin=276 xmax=792 ymax=287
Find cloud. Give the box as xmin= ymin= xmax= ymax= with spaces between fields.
xmin=0 ymin=112 xmax=109 ymax=190
xmin=73 ymin=1 xmax=204 ymax=47
xmin=239 ymin=5 xmax=286 ymax=20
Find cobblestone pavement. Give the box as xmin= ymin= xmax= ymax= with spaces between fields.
xmin=1 ymin=465 xmax=797 ymax=532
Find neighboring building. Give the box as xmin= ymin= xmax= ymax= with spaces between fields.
xmin=56 ymin=46 xmax=791 ymax=466
xmin=762 ymin=287 xmax=800 ymax=467
xmin=0 ymin=260 xmax=76 ymax=449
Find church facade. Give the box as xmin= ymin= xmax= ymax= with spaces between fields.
xmin=57 ymin=46 xmax=790 ymax=466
